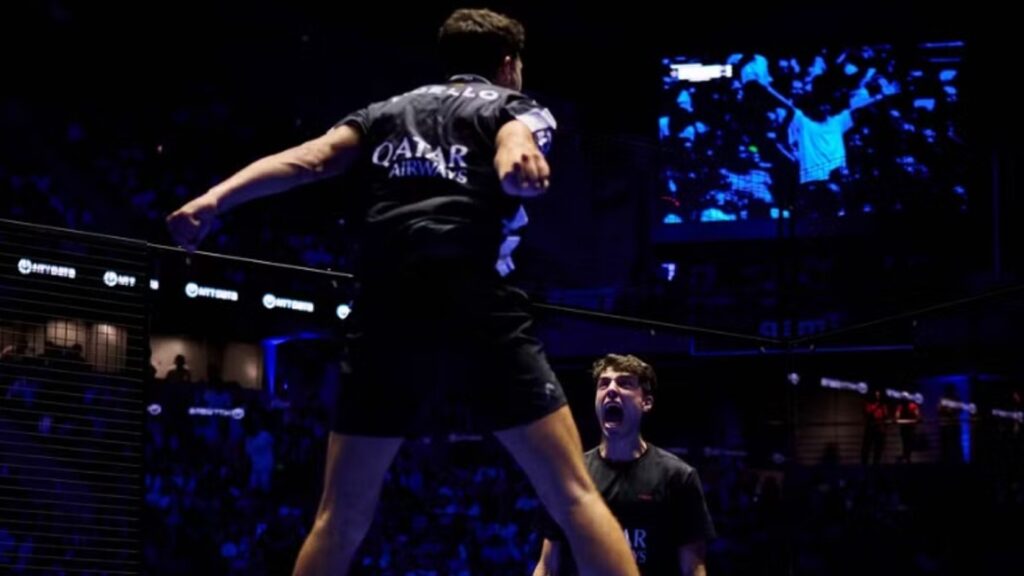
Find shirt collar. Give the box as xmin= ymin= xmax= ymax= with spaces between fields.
xmin=448 ymin=74 xmax=492 ymax=84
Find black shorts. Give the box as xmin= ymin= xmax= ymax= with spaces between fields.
xmin=332 ymin=267 xmax=566 ymax=438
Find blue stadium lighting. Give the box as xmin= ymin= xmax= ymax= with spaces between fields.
xmin=926 ymin=374 xmax=972 ymax=463
xmin=262 ymin=332 xmax=325 ymax=397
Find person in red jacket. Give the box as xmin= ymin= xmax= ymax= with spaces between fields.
xmin=861 ymin=388 xmax=888 ymax=467
xmin=895 ymin=398 xmax=921 ymax=463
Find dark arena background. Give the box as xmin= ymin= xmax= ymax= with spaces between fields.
xmin=2 ymin=1 xmax=1022 ymax=574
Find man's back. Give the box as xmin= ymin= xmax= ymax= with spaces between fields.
xmin=339 ymin=75 xmax=555 ymax=278
xmin=167 ymin=9 xmax=640 ymax=575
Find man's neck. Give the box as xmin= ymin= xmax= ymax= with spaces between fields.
xmin=600 ymin=435 xmax=648 ymax=462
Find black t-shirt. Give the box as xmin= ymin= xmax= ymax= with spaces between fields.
xmin=337 ymin=74 xmax=556 ymax=282
xmin=541 ymin=444 xmax=716 ymax=575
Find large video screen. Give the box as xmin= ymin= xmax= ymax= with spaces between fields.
xmin=656 ymin=41 xmax=967 ymax=242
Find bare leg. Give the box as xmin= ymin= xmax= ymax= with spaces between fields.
xmin=292 ymin=432 xmax=403 ymax=576
xmin=495 ymin=406 xmax=639 ymax=576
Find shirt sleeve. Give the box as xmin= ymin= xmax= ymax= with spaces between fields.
xmin=333 ymin=106 xmax=373 ymax=135
xmin=670 ymin=467 xmax=717 ymax=546
xmin=501 ymin=95 xmax=557 ymax=155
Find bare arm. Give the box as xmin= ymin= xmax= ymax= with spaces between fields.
xmin=495 ymin=119 xmax=551 ymax=198
xmin=533 ymin=538 xmax=562 ymax=576
xmin=849 ymin=91 xmax=897 ymax=112
xmin=166 ymin=125 xmax=362 ymax=250
xmin=850 ymin=73 xmax=900 ymax=112
xmin=679 ymin=540 xmax=707 ymax=576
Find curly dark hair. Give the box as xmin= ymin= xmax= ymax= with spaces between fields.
xmin=438 ymin=8 xmax=525 ymax=78
xmin=591 ymin=354 xmax=658 ymax=395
